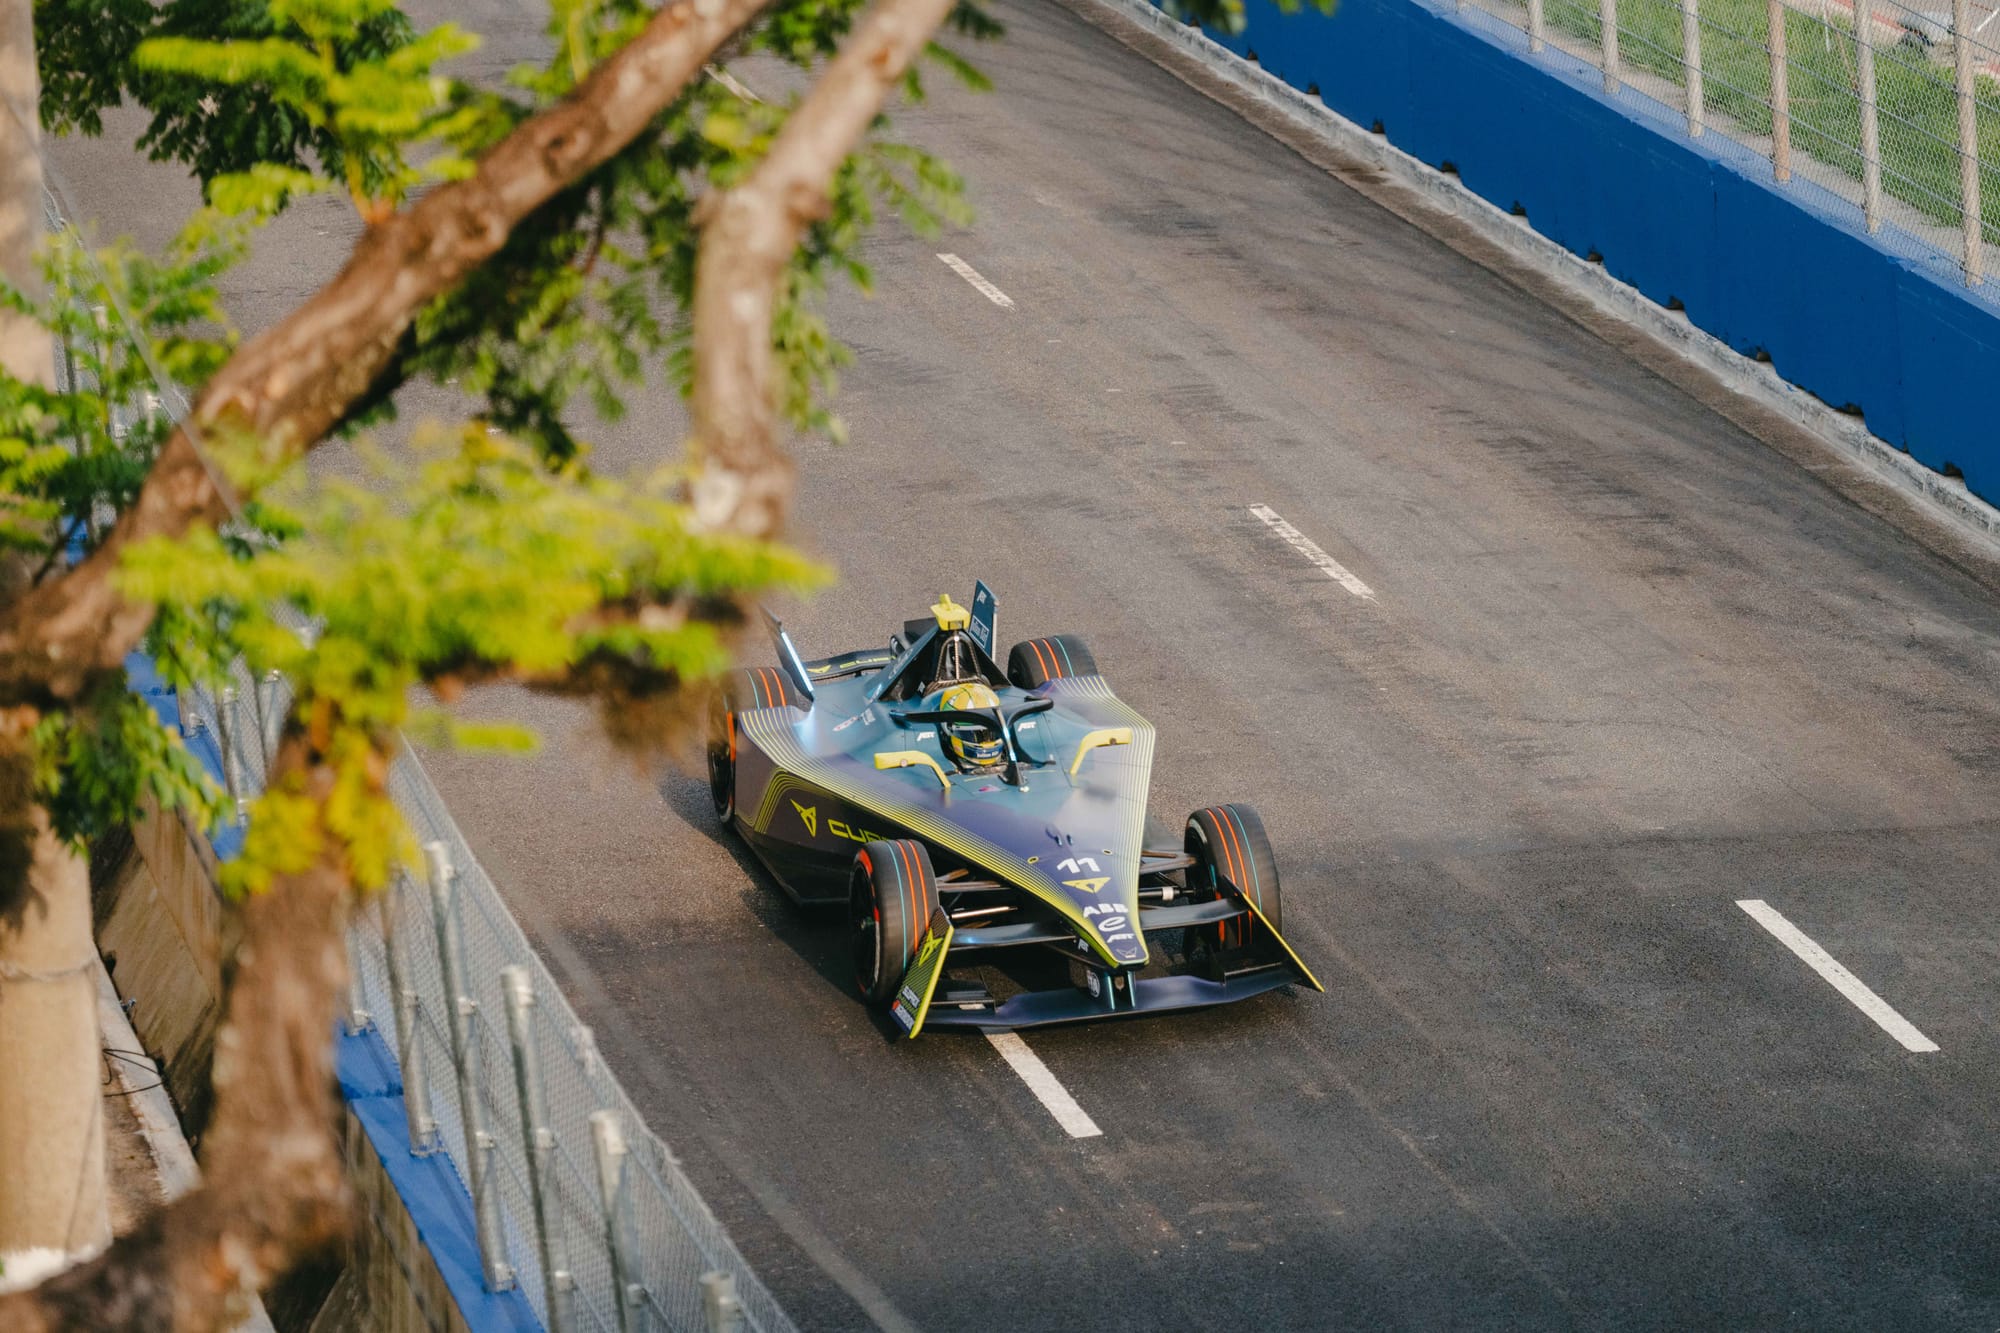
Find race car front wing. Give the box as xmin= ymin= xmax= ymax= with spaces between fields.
xmin=889 ymin=893 xmax=1323 ymax=1037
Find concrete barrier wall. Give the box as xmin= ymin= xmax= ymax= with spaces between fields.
xmin=1199 ymin=0 xmax=2000 ymax=501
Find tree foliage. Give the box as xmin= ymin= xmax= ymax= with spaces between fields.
xmin=38 ymin=0 xmax=419 ymax=190
xmin=15 ymin=0 xmax=994 ymax=880
xmin=0 ymin=229 xmax=244 ymax=842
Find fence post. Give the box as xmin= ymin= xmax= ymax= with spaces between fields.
xmin=591 ymin=1110 xmax=644 ymax=1333
xmin=1954 ymin=0 xmax=1984 ymax=283
xmin=427 ymin=840 xmax=515 ymax=1292
xmin=259 ymin=669 xmax=285 ymax=764
xmin=216 ymin=685 xmax=246 ymax=823
xmin=702 ymin=1272 xmax=745 ymax=1333
xmin=1602 ymin=0 xmax=1622 ymax=92
xmin=1856 ymin=0 xmax=1882 ymax=231
xmin=1682 ymin=0 xmax=1706 ymax=136
xmin=343 ymin=924 xmax=372 ymax=1036
xmin=504 ymin=966 xmax=575 ymax=1333
xmin=383 ymin=871 xmax=440 ymax=1155
xmin=1528 ymin=0 xmax=1545 ymax=52
xmin=1767 ymin=0 xmax=1791 ymax=181
xmin=175 ymin=685 xmax=201 ymax=739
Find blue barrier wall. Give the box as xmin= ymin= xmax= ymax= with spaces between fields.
xmin=1203 ymin=0 xmax=2000 ymax=501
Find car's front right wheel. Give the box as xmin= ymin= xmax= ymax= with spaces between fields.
xmin=1182 ymin=804 xmax=1283 ymax=963
xmin=850 ymin=840 xmax=940 ymax=1006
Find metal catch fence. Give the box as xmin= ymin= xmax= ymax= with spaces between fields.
xmin=1455 ymin=0 xmax=2000 ymax=293
xmin=46 ymin=192 xmax=797 ymax=1333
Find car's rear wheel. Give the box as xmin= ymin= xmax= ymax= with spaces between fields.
xmin=1007 ymin=635 xmax=1097 ymax=690
xmin=708 ymin=667 xmax=804 ymax=823
xmin=851 ymin=840 xmax=940 ymax=1006
xmin=1183 ymin=804 xmax=1283 ymax=960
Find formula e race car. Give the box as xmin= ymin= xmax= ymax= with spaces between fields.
xmin=705 ymin=586 xmax=1322 ymax=1036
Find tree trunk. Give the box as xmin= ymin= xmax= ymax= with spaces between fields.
xmin=0 ymin=0 xmax=41 ymax=385
xmin=0 ymin=728 xmax=357 ymax=1329
xmin=689 ymin=0 xmax=958 ymax=541
xmin=0 ymin=0 xmax=109 ymax=1280
xmin=0 ymin=806 xmax=111 ymax=1279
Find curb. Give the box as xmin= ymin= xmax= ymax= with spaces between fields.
xmin=93 ymin=960 xmax=277 ymax=1333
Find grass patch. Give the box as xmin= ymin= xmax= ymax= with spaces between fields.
xmin=1535 ymin=0 xmax=2000 ymax=241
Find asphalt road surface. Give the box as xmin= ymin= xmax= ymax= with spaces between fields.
xmin=48 ymin=0 xmax=2000 ymax=1327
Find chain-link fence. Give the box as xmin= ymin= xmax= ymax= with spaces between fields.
xmin=1455 ymin=0 xmax=2000 ymax=293
xmin=333 ymin=738 xmax=797 ymax=1333
xmin=45 ymin=190 xmax=796 ymax=1333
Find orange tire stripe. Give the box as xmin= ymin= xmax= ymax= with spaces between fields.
xmin=886 ymin=843 xmax=909 ymax=967
xmin=897 ymin=841 xmax=924 ymax=964
xmin=1210 ymin=808 xmax=1250 ymax=947
xmin=892 ymin=842 xmax=910 ymax=964
xmin=1029 ymin=639 xmax=1056 ymax=682
xmin=1227 ymin=809 xmax=1257 ymax=909
xmin=1223 ymin=806 xmax=1264 ymax=919
xmin=892 ymin=836 xmax=916 ymax=960
xmin=1212 ymin=808 xmax=1245 ymax=893
xmin=1224 ymin=804 xmax=1256 ymax=940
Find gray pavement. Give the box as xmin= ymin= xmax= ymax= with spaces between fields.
xmin=48 ymin=0 xmax=2000 ymax=1327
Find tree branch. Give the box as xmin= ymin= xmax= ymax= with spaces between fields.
xmin=0 ymin=731 xmax=358 ymax=1333
xmin=0 ymin=0 xmax=773 ymax=707
xmin=687 ymin=0 xmax=959 ymax=540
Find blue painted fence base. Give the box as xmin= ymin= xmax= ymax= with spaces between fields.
xmin=339 ymin=1027 xmax=545 ymax=1333
xmin=1198 ymin=0 xmax=2000 ymax=502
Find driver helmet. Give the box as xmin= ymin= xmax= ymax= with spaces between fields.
xmin=940 ymin=682 xmax=1004 ymax=767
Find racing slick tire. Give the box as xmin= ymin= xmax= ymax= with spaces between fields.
xmin=1183 ymin=804 xmax=1283 ymax=958
xmin=707 ymin=666 xmax=804 ymax=822
xmin=1007 ymin=635 xmax=1097 ymax=690
xmin=851 ymin=840 xmax=941 ymax=1007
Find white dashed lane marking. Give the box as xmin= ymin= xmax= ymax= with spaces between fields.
xmin=937 ymin=253 xmax=1016 ymax=309
xmin=1737 ymin=899 xmax=1939 ymax=1053
xmin=985 ymin=1031 xmax=1102 ymax=1138
xmin=1249 ymin=504 xmax=1377 ymax=601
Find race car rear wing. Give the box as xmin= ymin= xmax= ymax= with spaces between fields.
xmin=803 ymin=646 xmax=901 ymax=681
